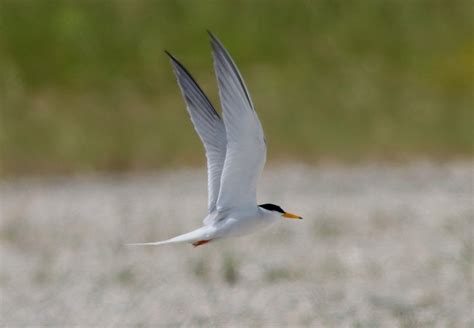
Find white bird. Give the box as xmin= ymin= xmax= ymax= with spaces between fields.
xmin=130 ymin=32 xmax=302 ymax=247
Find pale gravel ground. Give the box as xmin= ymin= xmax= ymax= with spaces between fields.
xmin=0 ymin=163 xmax=472 ymax=327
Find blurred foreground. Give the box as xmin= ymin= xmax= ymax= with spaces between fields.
xmin=1 ymin=163 xmax=472 ymax=326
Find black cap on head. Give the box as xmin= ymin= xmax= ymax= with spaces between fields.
xmin=259 ymin=203 xmax=284 ymax=213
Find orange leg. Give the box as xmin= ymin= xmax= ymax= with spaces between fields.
xmin=192 ymin=240 xmax=211 ymax=247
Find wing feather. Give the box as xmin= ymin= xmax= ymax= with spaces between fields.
xmin=166 ymin=51 xmax=227 ymax=213
xmin=208 ymin=32 xmax=267 ymax=211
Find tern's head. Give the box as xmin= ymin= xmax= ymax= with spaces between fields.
xmin=258 ymin=203 xmax=303 ymax=220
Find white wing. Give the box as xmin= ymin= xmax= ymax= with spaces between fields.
xmin=209 ymin=32 xmax=267 ymax=211
xmin=166 ymin=51 xmax=227 ymax=213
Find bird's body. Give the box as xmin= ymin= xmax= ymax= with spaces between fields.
xmin=211 ymin=207 xmax=275 ymax=239
xmin=129 ymin=32 xmax=301 ymax=247
xmin=135 ymin=206 xmax=276 ymax=246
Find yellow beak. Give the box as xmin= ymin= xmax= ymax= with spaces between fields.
xmin=282 ymin=212 xmax=303 ymax=220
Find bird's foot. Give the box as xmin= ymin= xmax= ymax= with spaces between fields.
xmin=192 ymin=240 xmax=211 ymax=247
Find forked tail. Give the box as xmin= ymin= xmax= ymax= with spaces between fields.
xmin=126 ymin=227 xmax=209 ymax=246
xmin=126 ymin=240 xmax=174 ymax=246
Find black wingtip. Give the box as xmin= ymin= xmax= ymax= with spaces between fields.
xmin=164 ymin=50 xmax=176 ymax=61
xmin=164 ymin=50 xmax=183 ymax=69
xmin=206 ymin=30 xmax=220 ymax=45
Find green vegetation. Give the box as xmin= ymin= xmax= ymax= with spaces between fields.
xmin=1 ymin=0 xmax=473 ymax=176
xmin=221 ymin=253 xmax=239 ymax=285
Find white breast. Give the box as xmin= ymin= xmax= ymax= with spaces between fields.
xmin=212 ymin=207 xmax=275 ymax=239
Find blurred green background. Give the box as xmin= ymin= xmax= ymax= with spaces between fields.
xmin=1 ymin=0 xmax=473 ymax=177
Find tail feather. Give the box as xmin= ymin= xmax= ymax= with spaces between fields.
xmin=126 ymin=227 xmax=209 ymax=246
xmin=126 ymin=240 xmax=173 ymax=246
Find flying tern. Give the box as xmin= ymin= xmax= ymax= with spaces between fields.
xmin=130 ymin=32 xmax=302 ymax=247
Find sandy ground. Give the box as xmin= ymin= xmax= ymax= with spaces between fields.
xmin=0 ymin=163 xmax=472 ymax=327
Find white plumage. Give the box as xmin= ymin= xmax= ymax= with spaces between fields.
xmin=129 ymin=32 xmax=301 ymax=247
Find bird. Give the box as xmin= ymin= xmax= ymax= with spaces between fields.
xmin=129 ymin=31 xmax=302 ymax=247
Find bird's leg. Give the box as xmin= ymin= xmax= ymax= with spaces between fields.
xmin=192 ymin=240 xmax=211 ymax=247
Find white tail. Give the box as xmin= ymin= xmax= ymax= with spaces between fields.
xmin=126 ymin=226 xmax=209 ymax=246
xmin=126 ymin=240 xmax=175 ymax=246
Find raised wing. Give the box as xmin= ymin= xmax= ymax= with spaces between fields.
xmin=209 ymin=32 xmax=267 ymax=211
xmin=166 ymin=51 xmax=227 ymax=213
